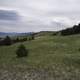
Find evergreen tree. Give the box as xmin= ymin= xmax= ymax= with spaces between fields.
xmin=4 ymin=36 xmax=12 ymax=45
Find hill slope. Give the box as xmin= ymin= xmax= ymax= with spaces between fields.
xmin=0 ymin=35 xmax=80 ymax=79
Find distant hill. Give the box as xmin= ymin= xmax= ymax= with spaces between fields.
xmin=34 ymin=31 xmax=57 ymax=37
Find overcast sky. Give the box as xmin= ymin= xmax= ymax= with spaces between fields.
xmin=0 ymin=0 xmax=80 ymax=32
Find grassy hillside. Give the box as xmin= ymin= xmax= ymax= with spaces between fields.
xmin=0 ymin=35 xmax=80 ymax=79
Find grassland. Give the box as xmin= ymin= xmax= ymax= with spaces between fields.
xmin=0 ymin=35 xmax=80 ymax=80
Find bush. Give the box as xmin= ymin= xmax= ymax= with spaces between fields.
xmin=14 ymin=37 xmax=20 ymax=43
xmin=16 ymin=44 xmax=28 ymax=58
xmin=31 ymin=35 xmax=35 ymax=40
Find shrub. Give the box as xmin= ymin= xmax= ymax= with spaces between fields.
xmin=31 ymin=35 xmax=35 ymax=40
xmin=16 ymin=37 xmax=20 ymax=41
xmin=14 ymin=37 xmax=20 ymax=43
xmin=16 ymin=44 xmax=28 ymax=58
xmin=23 ymin=37 xmax=28 ymax=41
xmin=0 ymin=37 xmax=2 ymax=40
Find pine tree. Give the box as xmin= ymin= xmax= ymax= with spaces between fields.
xmin=4 ymin=36 xmax=12 ymax=45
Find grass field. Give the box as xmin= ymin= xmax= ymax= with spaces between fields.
xmin=0 ymin=35 xmax=80 ymax=80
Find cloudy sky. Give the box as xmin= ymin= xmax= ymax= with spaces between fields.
xmin=0 ymin=0 xmax=80 ymax=32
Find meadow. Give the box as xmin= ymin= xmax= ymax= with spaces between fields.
xmin=0 ymin=35 xmax=80 ymax=80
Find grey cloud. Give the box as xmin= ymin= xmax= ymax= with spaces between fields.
xmin=0 ymin=10 xmax=20 ymax=21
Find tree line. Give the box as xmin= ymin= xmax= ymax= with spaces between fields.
xmin=60 ymin=23 xmax=80 ymax=35
xmin=0 ymin=34 xmax=35 ymax=46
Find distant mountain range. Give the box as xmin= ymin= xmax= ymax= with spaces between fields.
xmin=0 ymin=32 xmax=33 ymax=37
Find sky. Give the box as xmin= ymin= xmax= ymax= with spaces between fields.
xmin=0 ymin=0 xmax=80 ymax=32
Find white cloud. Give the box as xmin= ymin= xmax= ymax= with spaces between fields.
xmin=0 ymin=0 xmax=80 ymax=32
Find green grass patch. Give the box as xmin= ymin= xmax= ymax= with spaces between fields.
xmin=0 ymin=35 xmax=80 ymax=68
